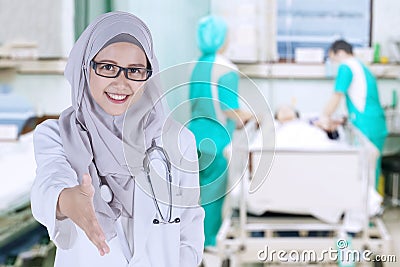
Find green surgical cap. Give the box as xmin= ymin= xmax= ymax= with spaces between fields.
xmin=197 ymin=16 xmax=227 ymax=54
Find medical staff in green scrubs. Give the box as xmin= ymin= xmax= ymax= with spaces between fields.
xmin=189 ymin=16 xmax=252 ymax=248
xmin=321 ymin=40 xmax=387 ymax=189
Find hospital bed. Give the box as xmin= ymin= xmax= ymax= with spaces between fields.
xmin=217 ymin=122 xmax=392 ymax=266
xmin=0 ymin=132 xmax=35 ymax=214
xmin=0 ymin=129 xmax=55 ymax=266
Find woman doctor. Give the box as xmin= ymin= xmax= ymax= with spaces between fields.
xmin=30 ymin=11 xmax=204 ymax=266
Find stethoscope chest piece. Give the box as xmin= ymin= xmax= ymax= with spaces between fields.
xmin=100 ymin=184 xmax=113 ymax=203
xmin=153 ymin=217 xmax=180 ymax=224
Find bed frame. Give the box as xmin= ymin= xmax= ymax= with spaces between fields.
xmin=216 ymin=126 xmax=392 ymax=266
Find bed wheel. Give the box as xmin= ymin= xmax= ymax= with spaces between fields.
xmin=372 ymin=253 xmax=384 ymax=267
xmin=221 ymin=259 xmax=230 ymax=267
xmin=373 ymin=261 xmax=384 ymax=267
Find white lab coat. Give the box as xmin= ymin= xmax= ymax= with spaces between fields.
xmin=30 ymin=120 xmax=205 ymax=266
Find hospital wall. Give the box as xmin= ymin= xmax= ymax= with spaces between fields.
xmin=0 ymin=0 xmax=74 ymax=58
xmin=3 ymin=0 xmax=400 ymax=120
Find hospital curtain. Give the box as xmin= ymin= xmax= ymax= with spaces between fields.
xmin=74 ymin=0 xmax=113 ymax=40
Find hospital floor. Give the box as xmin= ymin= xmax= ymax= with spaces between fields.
xmin=202 ymin=206 xmax=400 ymax=267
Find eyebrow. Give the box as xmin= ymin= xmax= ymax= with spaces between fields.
xmin=95 ymin=59 xmax=146 ymax=68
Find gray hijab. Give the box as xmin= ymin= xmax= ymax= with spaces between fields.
xmin=59 ymin=11 xmax=175 ymax=240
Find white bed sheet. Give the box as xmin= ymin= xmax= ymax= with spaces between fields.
xmin=0 ymin=132 xmax=36 ymax=214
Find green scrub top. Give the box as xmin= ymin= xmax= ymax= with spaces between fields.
xmin=189 ymin=54 xmax=239 ymax=155
xmin=334 ymin=59 xmax=387 ymax=150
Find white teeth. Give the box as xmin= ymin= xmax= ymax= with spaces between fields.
xmin=107 ymin=93 xmax=127 ymax=101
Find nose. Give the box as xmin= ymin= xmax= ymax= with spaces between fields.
xmin=114 ymin=69 xmax=130 ymax=83
xmin=111 ymin=70 xmax=132 ymax=92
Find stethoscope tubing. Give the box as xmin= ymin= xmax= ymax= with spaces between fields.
xmin=98 ymin=139 xmax=180 ymax=224
xmin=144 ymin=139 xmax=180 ymax=224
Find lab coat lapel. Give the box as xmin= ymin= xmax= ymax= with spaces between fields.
xmin=130 ymin=175 xmax=156 ymax=265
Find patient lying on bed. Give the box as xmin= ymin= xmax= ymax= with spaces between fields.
xmin=242 ymin=105 xmax=383 ymax=233
xmin=274 ymin=105 xmax=339 ymax=149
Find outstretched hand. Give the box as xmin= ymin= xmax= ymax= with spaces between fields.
xmin=57 ymin=174 xmax=110 ymax=256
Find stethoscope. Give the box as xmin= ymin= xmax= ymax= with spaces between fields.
xmin=99 ymin=139 xmax=180 ymax=225
xmin=144 ymin=139 xmax=180 ymax=224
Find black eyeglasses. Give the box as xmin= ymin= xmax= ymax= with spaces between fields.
xmin=90 ymin=61 xmax=152 ymax=81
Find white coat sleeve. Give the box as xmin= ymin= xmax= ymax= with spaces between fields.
xmin=179 ymin=129 xmax=205 ymax=266
xmin=30 ymin=120 xmax=79 ymax=249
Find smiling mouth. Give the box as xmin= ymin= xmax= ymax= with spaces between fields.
xmin=106 ymin=92 xmax=130 ymax=103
